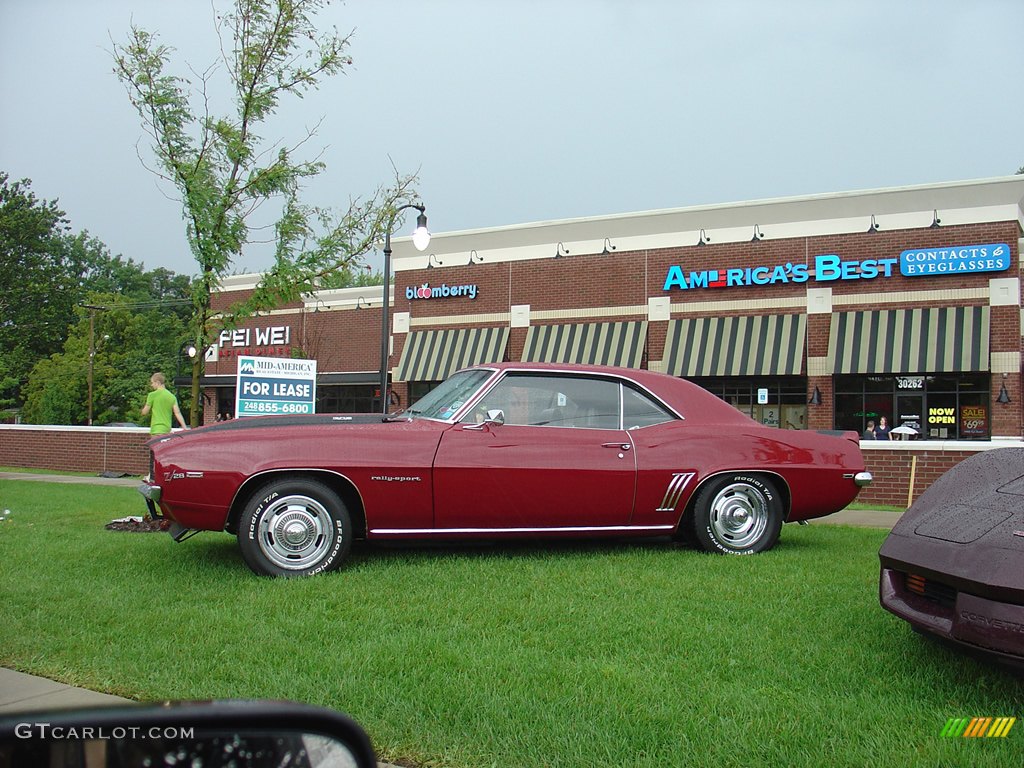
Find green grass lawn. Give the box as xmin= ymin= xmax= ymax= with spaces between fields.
xmin=0 ymin=479 xmax=1019 ymax=767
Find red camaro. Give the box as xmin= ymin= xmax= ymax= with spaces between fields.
xmin=139 ymin=363 xmax=872 ymax=576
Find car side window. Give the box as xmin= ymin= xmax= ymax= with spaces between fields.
xmin=470 ymin=374 xmax=621 ymax=429
xmin=622 ymin=386 xmax=676 ymax=429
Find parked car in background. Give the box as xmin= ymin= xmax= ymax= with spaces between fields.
xmin=139 ymin=363 xmax=871 ymax=576
xmin=879 ymin=447 xmax=1024 ymax=671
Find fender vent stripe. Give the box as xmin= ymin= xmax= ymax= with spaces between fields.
xmin=656 ymin=472 xmax=695 ymax=512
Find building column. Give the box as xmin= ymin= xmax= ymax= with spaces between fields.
xmin=805 ymin=288 xmax=832 ymax=431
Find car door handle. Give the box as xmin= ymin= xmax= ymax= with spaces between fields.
xmin=602 ymin=442 xmax=631 ymax=451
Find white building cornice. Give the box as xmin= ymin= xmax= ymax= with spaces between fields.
xmin=389 ymin=175 xmax=1024 ymax=271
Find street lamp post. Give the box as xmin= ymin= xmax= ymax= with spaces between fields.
xmin=176 ymin=340 xmax=198 ymax=413
xmin=380 ymin=204 xmax=430 ymax=414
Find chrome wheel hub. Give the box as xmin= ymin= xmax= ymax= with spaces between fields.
xmin=709 ymin=482 xmax=769 ymax=549
xmin=257 ymin=494 xmax=334 ymax=570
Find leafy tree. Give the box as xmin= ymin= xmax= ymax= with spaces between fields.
xmin=0 ymin=173 xmax=194 ymax=415
xmin=318 ymin=266 xmax=384 ymax=290
xmin=22 ymin=293 xmax=190 ymax=425
xmin=0 ymin=174 xmax=77 ymax=408
xmin=113 ymin=0 xmax=420 ymax=425
xmin=69 ymin=234 xmax=192 ymax=308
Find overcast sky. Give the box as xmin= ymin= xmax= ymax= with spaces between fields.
xmin=2 ymin=0 xmax=1022 ymax=277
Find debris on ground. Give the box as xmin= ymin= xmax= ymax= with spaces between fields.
xmin=105 ymin=516 xmax=170 ymax=533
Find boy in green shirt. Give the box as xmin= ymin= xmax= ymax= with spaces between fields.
xmin=141 ymin=372 xmax=189 ymax=434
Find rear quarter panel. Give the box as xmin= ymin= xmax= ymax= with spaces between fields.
xmin=629 ymin=422 xmax=865 ymax=526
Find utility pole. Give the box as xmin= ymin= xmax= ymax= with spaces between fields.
xmin=82 ymin=304 xmax=107 ymax=425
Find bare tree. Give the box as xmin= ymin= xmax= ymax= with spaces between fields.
xmin=114 ymin=0 xmax=419 ymax=424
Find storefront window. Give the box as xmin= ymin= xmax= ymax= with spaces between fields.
xmin=834 ymin=374 xmax=990 ymax=440
xmin=216 ymin=388 xmax=236 ymax=420
xmin=316 ymin=385 xmax=377 ymax=414
xmin=408 ymin=381 xmax=443 ymax=404
xmin=692 ymin=377 xmax=808 ymax=429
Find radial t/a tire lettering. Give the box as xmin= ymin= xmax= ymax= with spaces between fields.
xmin=691 ymin=473 xmax=783 ymax=555
xmin=238 ymin=478 xmax=351 ymax=577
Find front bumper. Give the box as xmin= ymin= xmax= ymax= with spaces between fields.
xmin=138 ymin=482 xmax=163 ymax=519
xmin=880 ymin=567 xmax=1024 ymax=668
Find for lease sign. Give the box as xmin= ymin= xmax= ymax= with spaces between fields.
xmin=235 ymin=356 xmax=317 ymax=417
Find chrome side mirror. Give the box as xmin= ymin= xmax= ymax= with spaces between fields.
xmin=464 ymin=408 xmax=505 ymax=430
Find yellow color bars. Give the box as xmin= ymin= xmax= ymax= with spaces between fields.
xmin=941 ymin=717 xmax=1016 ymax=738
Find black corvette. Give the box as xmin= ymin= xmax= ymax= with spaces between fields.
xmin=879 ymin=447 xmax=1024 ymax=671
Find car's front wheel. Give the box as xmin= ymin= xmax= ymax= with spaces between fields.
xmin=238 ymin=478 xmax=351 ymax=577
xmin=691 ymin=473 xmax=783 ymax=555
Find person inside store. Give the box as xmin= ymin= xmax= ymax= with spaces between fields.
xmin=874 ymin=415 xmax=892 ymax=440
xmin=862 ymin=420 xmax=877 ymax=440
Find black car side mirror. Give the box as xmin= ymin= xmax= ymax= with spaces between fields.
xmin=0 ymin=700 xmax=376 ymax=768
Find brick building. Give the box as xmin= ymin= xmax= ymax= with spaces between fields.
xmin=203 ymin=176 xmax=1024 ymax=448
xmin=5 ymin=175 xmax=1023 ymax=501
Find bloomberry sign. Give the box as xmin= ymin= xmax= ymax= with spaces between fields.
xmin=663 ymin=243 xmax=1010 ymax=292
xmin=235 ymin=356 xmax=317 ymax=417
xmin=406 ymin=282 xmax=478 ymax=300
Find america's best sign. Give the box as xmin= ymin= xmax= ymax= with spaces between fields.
xmin=664 ymin=243 xmax=1010 ymax=292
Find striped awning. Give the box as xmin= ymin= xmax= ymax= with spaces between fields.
xmin=828 ymin=306 xmax=989 ymax=374
xmin=395 ymin=327 xmax=509 ymax=382
xmin=521 ymin=321 xmax=647 ymax=368
xmin=663 ymin=314 xmax=806 ymax=377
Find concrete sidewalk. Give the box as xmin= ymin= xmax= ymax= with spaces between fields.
xmin=0 ymin=471 xmax=140 ymax=487
xmin=812 ymin=507 xmax=904 ymax=529
xmin=0 ymin=668 xmax=130 ymax=714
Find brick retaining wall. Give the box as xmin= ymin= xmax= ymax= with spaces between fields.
xmin=0 ymin=425 xmax=152 ymax=476
xmin=859 ymin=442 xmax=998 ymax=507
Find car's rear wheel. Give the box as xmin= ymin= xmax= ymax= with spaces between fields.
xmin=238 ymin=478 xmax=351 ymax=577
xmin=691 ymin=473 xmax=783 ymax=555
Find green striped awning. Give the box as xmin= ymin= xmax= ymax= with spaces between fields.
xmin=828 ymin=306 xmax=989 ymax=374
xmin=662 ymin=314 xmax=806 ymax=377
xmin=395 ymin=327 xmax=509 ymax=382
xmin=521 ymin=321 xmax=647 ymax=368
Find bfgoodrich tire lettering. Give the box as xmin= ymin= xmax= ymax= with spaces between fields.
xmin=691 ymin=473 xmax=783 ymax=555
xmin=238 ymin=478 xmax=351 ymax=577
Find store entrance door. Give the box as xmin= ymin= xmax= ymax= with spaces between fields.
xmin=896 ymin=394 xmax=923 ymax=439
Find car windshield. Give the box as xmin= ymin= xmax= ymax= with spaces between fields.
xmin=403 ymin=369 xmax=494 ymax=421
